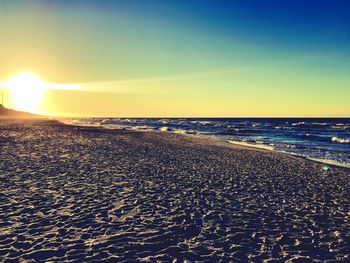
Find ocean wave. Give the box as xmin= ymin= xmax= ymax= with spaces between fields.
xmin=285 ymin=144 xmax=296 ymax=148
xmin=159 ymin=119 xmax=170 ymax=124
xmin=159 ymin=126 xmax=171 ymax=132
xmin=311 ymin=122 xmax=328 ymax=125
xmin=298 ymin=134 xmax=350 ymax=144
xmin=216 ymin=128 xmax=266 ymax=136
xmin=130 ymin=126 xmax=154 ymax=131
xmin=291 ymin=122 xmax=331 ymax=129
xmin=190 ymin=120 xmax=213 ymax=125
xmin=173 ymin=129 xmax=188 ymax=134
xmin=331 ymin=124 xmax=349 ymax=130
xmin=292 ymin=122 xmax=306 ymax=126
xmin=227 ymin=140 xmax=274 ymax=151
xmin=275 ymin=126 xmax=292 ymax=130
xmin=331 ymin=137 xmax=350 ymax=144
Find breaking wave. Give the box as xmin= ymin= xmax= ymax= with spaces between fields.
xmin=331 ymin=137 xmax=350 ymax=144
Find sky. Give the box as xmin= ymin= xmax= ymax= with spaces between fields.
xmin=0 ymin=0 xmax=349 ymax=117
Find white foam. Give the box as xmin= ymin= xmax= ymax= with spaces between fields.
xmin=227 ymin=140 xmax=350 ymax=169
xmin=61 ymin=119 xmax=102 ymax=127
xmin=131 ymin=126 xmax=154 ymax=131
xmin=227 ymin=140 xmax=274 ymax=151
xmin=292 ymin=121 xmax=305 ymax=126
xmin=173 ymin=129 xmax=187 ymax=134
xmin=198 ymin=121 xmax=213 ymax=125
xmin=159 ymin=126 xmax=170 ymax=132
xmin=331 ymin=137 xmax=350 ymax=143
xmin=307 ymin=158 xmax=350 ymax=169
xmin=160 ymin=119 xmax=169 ymax=124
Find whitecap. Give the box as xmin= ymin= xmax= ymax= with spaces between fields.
xmin=292 ymin=122 xmax=305 ymax=126
xmin=331 ymin=137 xmax=350 ymax=143
xmin=159 ymin=126 xmax=170 ymax=132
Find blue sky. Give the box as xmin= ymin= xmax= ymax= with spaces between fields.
xmin=1 ymin=0 xmax=349 ymax=116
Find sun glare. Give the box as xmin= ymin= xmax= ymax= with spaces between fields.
xmin=6 ymin=72 xmax=46 ymax=113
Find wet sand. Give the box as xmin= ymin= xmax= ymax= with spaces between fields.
xmin=0 ymin=120 xmax=349 ymax=262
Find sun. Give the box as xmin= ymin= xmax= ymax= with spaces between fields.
xmin=6 ymin=72 xmax=46 ymax=113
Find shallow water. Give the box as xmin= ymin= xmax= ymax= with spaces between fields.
xmin=65 ymin=118 xmax=350 ymax=166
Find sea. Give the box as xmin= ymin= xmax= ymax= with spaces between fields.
xmin=65 ymin=118 xmax=350 ymax=168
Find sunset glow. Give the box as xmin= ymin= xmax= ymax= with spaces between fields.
xmin=0 ymin=71 xmax=81 ymax=115
xmin=5 ymin=72 xmax=46 ymax=113
xmin=0 ymin=1 xmax=349 ymax=117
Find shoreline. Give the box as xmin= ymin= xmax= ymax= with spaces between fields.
xmin=60 ymin=119 xmax=350 ymax=171
xmin=227 ymin=139 xmax=350 ymax=170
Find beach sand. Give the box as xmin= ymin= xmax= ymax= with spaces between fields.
xmin=0 ymin=120 xmax=349 ymax=262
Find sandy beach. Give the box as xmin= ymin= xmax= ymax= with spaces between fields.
xmin=0 ymin=119 xmax=349 ymax=262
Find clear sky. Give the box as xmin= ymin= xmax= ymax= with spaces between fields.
xmin=0 ymin=0 xmax=349 ymax=117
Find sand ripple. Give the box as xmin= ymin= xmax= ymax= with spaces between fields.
xmin=0 ymin=120 xmax=349 ymax=262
